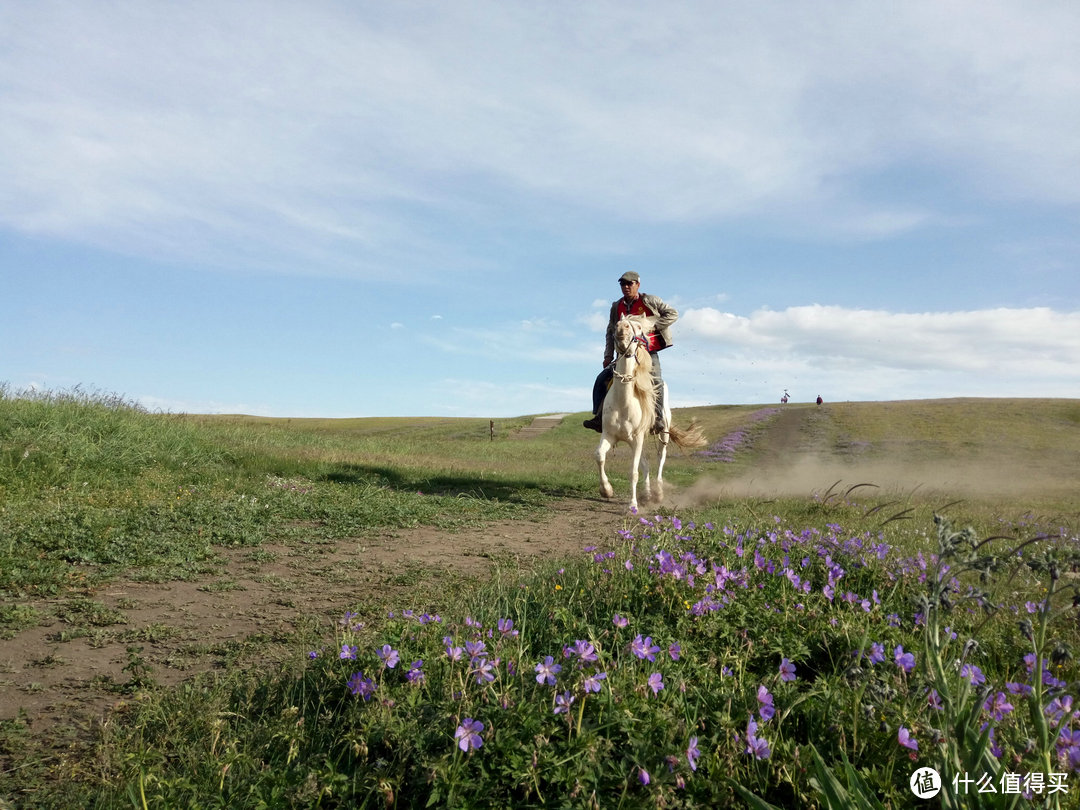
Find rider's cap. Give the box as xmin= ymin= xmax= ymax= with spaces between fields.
xmin=618 ymin=271 xmax=640 ymax=284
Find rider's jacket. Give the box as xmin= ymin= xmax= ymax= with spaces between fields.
xmin=604 ymin=293 xmax=678 ymax=367
xmin=617 ymin=298 xmax=663 ymax=352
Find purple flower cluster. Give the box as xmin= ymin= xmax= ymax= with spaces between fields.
xmin=698 ymin=408 xmax=781 ymax=462
xmin=744 ymin=718 xmax=771 ymax=760
xmin=347 ymin=671 xmax=376 ymax=701
xmin=315 ymin=509 xmax=1080 ymax=787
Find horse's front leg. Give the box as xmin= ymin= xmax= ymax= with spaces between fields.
xmin=638 ymin=442 xmax=652 ymax=504
xmin=595 ymin=435 xmax=615 ymax=500
xmin=628 ymin=433 xmax=646 ymax=511
xmin=653 ymin=435 xmax=668 ymax=504
xmin=653 ymin=383 xmax=670 ymax=504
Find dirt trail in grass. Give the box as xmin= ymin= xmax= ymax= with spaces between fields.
xmin=0 ymin=497 xmax=633 ymax=741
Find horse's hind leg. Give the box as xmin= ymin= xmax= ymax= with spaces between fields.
xmin=595 ymin=436 xmax=615 ymax=500
xmin=653 ymin=383 xmax=670 ymax=503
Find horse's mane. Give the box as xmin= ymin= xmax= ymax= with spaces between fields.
xmin=617 ymin=317 xmax=657 ymax=423
xmin=632 ymin=343 xmax=656 ymax=415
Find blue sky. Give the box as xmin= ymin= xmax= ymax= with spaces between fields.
xmin=3 ymin=1 xmax=1078 ymax=417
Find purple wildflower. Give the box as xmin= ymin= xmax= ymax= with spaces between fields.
xmin=572 ymin=639 xmax=599 ymax=663
xmin=347 ymin=672 xmax=376 ymax=701
xmin=687 ymin=736 xmax=700 ymax=771
xmin=631 ymin=635 xmax=660 ymax=662
xmin=894 ymin=645 xmax=915 ymax=674
xmin=648 ymin=672 xmax=665 ymax=695
xmin=554 ymin=691 xmax=575 ymax=714
xmin=779 ymin=658 xmax=796 ymax=682
xmin=613 ymin=613 xmax=629 ymax=628
xmin=1046 ymin=695 xmax=1075 ymax=728
xmin=745 ymin=719 xmax=771 ymax=760
xmin=472 ymin=658 xmax=495 ymax=684
xmin=406 ymin=660 xmax=424 ymax=684
xmin=535 ymin=656 xmax=562 ymax=686
xmin=961 ymin=663 xmax=985 ymax=686
xmin=898 ymin=726 xmax=918 ymax=751
xmin=377 ymin=644 xmax=400 ymax=669
xmin=455 ymin=718 xmax=484 ymax=752
xmin=867 ymin=642 xmax=885 ymax=665
xmin=340 ymin=644 xmax=358 ymax=660
xmin=669 ymin=642 xmax=682 ymax=661
xmin=757 ymin=685 xmax=775 ymax=722
xmin=1058 ymin=728 xmax=1080 ymax=771
xmin=583 ymin=671 xmax=607 ymax=694
xmin=497 ymin=618 xmax=518 ymax=638
xmin=465 ymin=640 xmax=487 ymax=661
xmin=638 ymin=767 xmax=651 ymax=785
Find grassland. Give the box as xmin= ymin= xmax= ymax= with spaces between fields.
xmin=1 ymin=388 xmax=1079 ymax=807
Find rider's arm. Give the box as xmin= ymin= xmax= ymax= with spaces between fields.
xmin=603 ymin=301 xmax=618 ymax=366
xmin=648 ymin=295 xmax=678 ymax=331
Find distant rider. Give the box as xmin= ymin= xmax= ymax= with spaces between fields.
xmin=582 ymin=271 xmax=678 ymax=433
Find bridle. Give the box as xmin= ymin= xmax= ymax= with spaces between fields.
xmin=612 ymin=323 xmax=649 ymax=383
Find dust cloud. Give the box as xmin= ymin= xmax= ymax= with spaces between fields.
xmin=671 ymin=454 xmax=1069 ymax=508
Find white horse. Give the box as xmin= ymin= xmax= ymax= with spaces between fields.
xmin=596 ymin=315 xmax=706 ymax=511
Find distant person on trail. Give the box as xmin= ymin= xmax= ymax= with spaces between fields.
xmin=582 ymin=271 xmax=678 ymax=434
xmin=816 ymin=395 xmax=823 ymax=405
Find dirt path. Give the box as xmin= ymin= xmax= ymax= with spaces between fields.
xmin=0 ymin=497 xmax=632 ymax=739
xmin=755 ymin=404 xmax=830 ymax=463
xmin=511 ymin=413 xmax=571 ymax=439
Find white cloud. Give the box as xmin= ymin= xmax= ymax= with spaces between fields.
xmin=670 ymin=304 xmax=1080 ymax=402
xmin=2 ymin=1 xmax=1078 ymax=271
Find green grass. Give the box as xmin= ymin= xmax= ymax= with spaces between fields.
xmin=2 ymin=387 xmax=1079 ymax=807
xmin=0 ymin=387 xmax=577 ymax=599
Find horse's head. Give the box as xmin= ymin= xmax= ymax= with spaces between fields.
xmin=615 ymin=315 xmax=654 ymax=359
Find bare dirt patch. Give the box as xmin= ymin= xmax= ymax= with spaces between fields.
xmin=0 ymin=498 xmax=631 ymax=738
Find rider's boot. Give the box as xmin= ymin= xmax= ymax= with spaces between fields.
xmin=582 ymin=415 xmax=603 ymax=432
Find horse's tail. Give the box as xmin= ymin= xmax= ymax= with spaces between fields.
xmin=667 ymin=419 xmax=708 ymax=451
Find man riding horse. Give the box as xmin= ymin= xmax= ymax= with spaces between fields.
xmin=583 ymin=271 xmax=678 ymax=434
